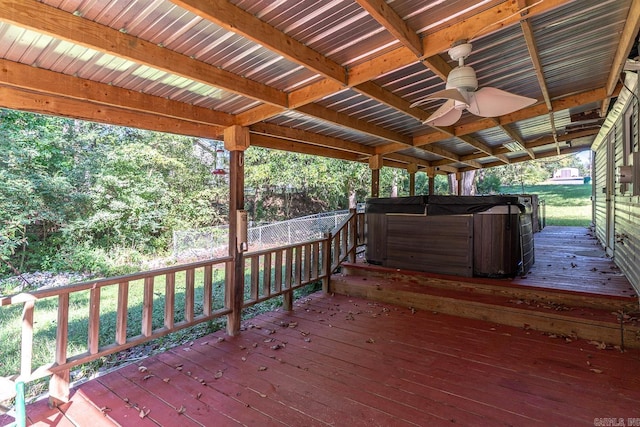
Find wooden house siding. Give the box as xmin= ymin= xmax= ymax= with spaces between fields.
xmin=592 ymin=72 xmax=640 ymax=293
xmin=594 ymin=142 xmax=607 ymax=245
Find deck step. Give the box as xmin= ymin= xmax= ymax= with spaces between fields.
xmin=331 ymin=263 xmax=640 ymax=349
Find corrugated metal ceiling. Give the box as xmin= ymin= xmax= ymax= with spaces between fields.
xmin=0 ymin=0 xmax=636 ymax=175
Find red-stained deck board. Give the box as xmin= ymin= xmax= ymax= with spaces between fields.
xmin=23 ymin=292 xmax=640 ymax=427
xmin=175 ymin=339 xmax=416 ymax=426
xmin=256 ymin=304 xmax=624 ymax=424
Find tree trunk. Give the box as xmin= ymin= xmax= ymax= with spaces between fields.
xmin=348 ymin=186 xmax=357 ymax=209
xmin=461 ymin=170 xmax=476 ymax=195
xmin=447 ymin=174 xmax=457 ymax=195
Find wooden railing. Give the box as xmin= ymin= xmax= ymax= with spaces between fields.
xmin=0 ymin=210 xmax=364 ymax=405
xmin=242 ymin=237 xmax=329 ymax=311
xmin=329 ymin=209 xmax=360 ymax=272
xmin=0 ymin=256 xmax=232 ymax=404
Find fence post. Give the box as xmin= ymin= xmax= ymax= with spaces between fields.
xmin=322 ymin=232 xmax=332 ymax=293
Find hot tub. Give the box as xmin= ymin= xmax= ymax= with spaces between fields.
xmin=365 ymin=195 xmax=534 ymax=277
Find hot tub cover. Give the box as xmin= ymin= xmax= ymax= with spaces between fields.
xmin=365 ymin=195 xmax=526 ymax=215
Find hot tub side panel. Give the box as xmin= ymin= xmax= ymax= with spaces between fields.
xmin=384 ymin=215 xmax=474 ymax=277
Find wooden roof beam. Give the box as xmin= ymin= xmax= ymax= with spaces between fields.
xmin=498 ymin=121 xmax=536 ymax=159
xmin=250 ymin=123 xmax=376 ymax=156
xmin=295 ymin=103 xmax=413 ymax=146
xmin=602 ymin=0 xmax=640 ymax=115
xmin=0 ymin=59 xmax=235 ymax=127
xmin=0 ymin=0 xmax=287 ymax=107
xmin=354 ymin=0 xmax=422 ymax=57
xmin=173 ymin=0 xmax=347 ymax=85
xmin=0 ymin=86 xmax=224 ymax=139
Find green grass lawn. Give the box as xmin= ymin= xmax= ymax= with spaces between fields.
xmin=500 ymin=183 xmax=593 ymax=226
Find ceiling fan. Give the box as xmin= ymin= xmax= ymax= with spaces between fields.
xmin=410 ymin=41 xmax=537 ymax=126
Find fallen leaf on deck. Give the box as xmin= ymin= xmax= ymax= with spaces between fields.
xmin=366 ymin=338 xmax=375 ymax=344
xmin=163 ymin=378 xmax=171 ymax=383
xmin=142 ymin=374 xmax=154 ymax=381
xmin=215 ymin=370 xmax=223 ymax=379
xmin=177 ymin=405 xmax=186 ymax=414
xmin=590 ymin=368 xmax=603 ymax=374
xmin=196 ymin=392 xmax=202 ymax=399
xmin=288 ymin=322 xmax=298 ymax=328
xmin=139 ymin=409 xmax=150 ymax=419
xmin=138 ymin=366 xmax=148 ymax=373
xmin=100 ymin=406 xmax=111 ymax=413
xmin=258 ymin=366 xmax=268 ymax=371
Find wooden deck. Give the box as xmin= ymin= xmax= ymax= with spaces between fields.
xmin=512 ymin=226 xmax=636 ymax=297
xmin=331 ymin=226 xmax=640 ymax=350
xmin=9 ymin=291 xmax=640 ymax=426
xmin=4 ymin=225 xmax=640 ymax=426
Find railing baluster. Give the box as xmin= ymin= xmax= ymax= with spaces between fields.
xmin=49 ymin=293 xmax=70 ymax=405
xmin=285 ymin=248 xmax=293 ymax=290
xmin=274 ymin=250 xmax=283 ymax=293
xmin=115 ymin=281 xmax=129 ymax=345
xmin=20 ymin=300 xmax=34 ymax=381
xmin=88 ymin=287 xmax=100 ymax=354
xmin=142 ymin=277 xmax=154 ymax=337
xmin=263 ymin=252 xmax=272 ymax=297
xmin=295 ymin=245 xmax=302 ymax=286
xmin=311 ymin=241 xmax=319 ymax=281
xmin=185 ymin=269 xmax=194 ymax=323
xmin=303 ymin=244 xmax=311 ymax=283
xmin=165 ymin=272 xmax=175 ymax=329
xmin=251 ymin=256 xmax=260 ymax=300
xmin=322 ymin=233 xmax=331 ymax=293
xmin=203 ymin=265 xmax=212 ymax=316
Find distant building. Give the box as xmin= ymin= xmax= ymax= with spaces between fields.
xmin=552 ymin=167 xmax=581 ymax=180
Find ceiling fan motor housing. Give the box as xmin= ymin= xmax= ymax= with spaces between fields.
xmin=446 ymin=66 xmax=478 ymax=91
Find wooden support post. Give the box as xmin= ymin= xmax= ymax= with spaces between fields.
xmin=322 ymin=232 xmax=331 ymax=293
xmin=407 ymin=163 xmax=418 ymax=196
xmin=369 ymin=154 xmax=382 ymax=198
xmin=456 ymin=172 xmax=463 ymax=195
xmin=428 ymin=173 xmax=435 ymax=195
xmin=224 ymin=126 xmax=248 ymax=336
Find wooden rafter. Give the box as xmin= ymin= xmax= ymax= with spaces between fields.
xmin=172 ymin=0 xmax=347 ymax=85
xmin=354 ymin=0 xmax=422 ymax=57
xmin=0 ymin=59 xmax=235 ymax=127
xmin=0 ymin=0 xmax=287 ymax=107
xmin=0 ymin=86 xmax=223 ymax=138
xmin=602 ymin=0 xmax=640 ymax=115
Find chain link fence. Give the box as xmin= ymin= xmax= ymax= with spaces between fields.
xmin=173 ymin=210 xmax=349 ymax=261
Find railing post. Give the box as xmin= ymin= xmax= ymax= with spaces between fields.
xmin=348 ymin=208 xmax=357 ymax=263
xmin=49 ymin=294 xmax=70 ymax=407
xmin=224 ymin=126 xmax=248 ymax=336
xmin=322 ymin=232 xmax=332 ymax=293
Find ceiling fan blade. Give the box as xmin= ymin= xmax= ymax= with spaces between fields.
xmin=424 ymin=99 xmax=463 ymax=126
xmin=467 ymin=87 xmax=537 ymax=117
xmin=410 ymin=88 xmax=468 ymax=108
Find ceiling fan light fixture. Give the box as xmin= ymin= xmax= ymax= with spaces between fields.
xmin=446 ymin=66 xmax=478 ymax=91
